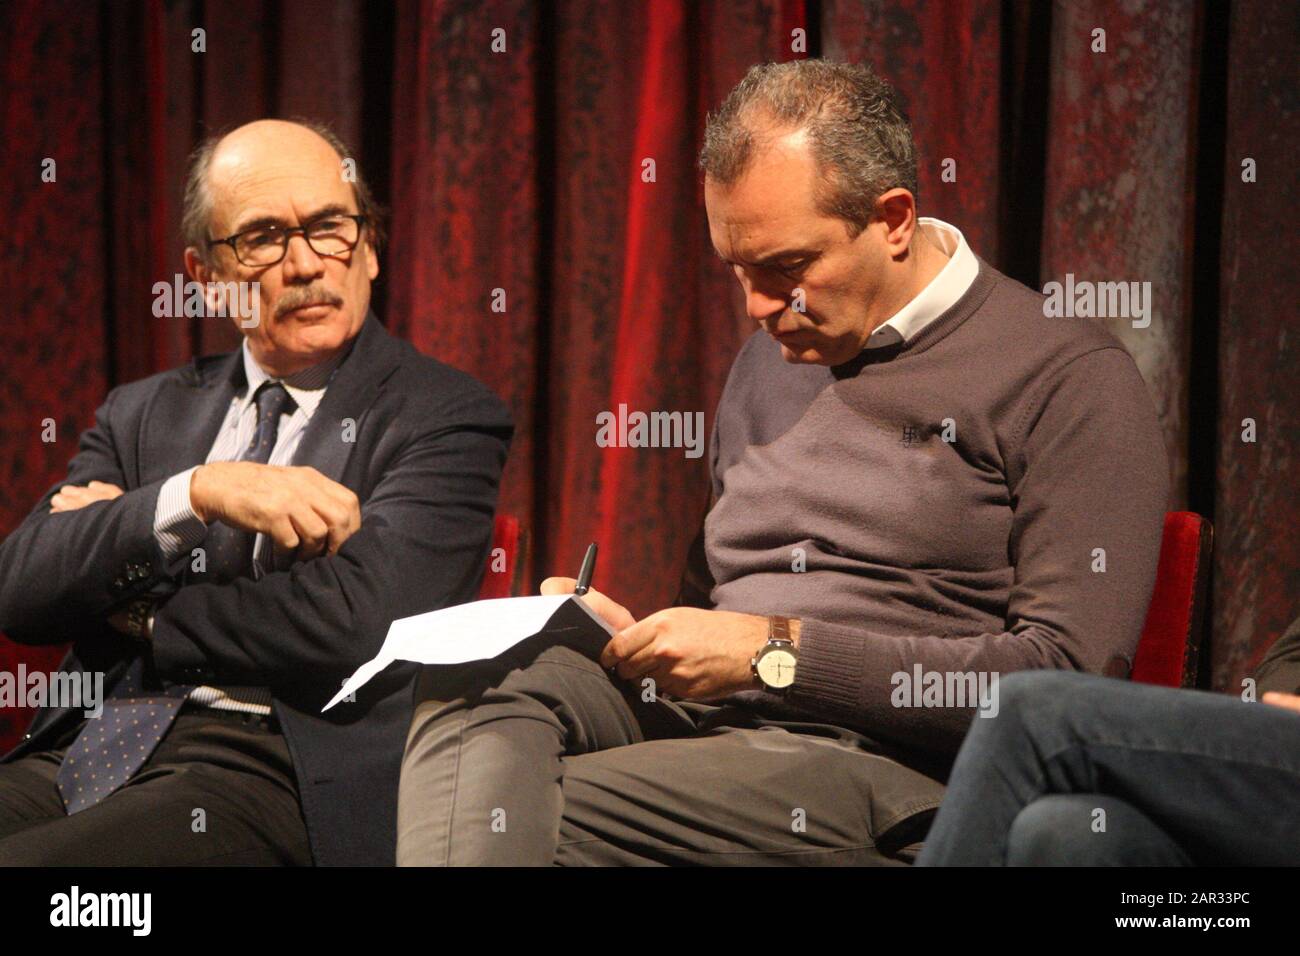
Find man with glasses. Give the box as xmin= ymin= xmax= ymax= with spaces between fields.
xmin=0 ymin=119 xmax=513 ymax=865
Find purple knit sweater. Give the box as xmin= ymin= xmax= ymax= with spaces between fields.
xmin=697 ymin=259 xmax=1170 ymax=755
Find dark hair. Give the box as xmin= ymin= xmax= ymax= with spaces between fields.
xmin=182 ymin=117 xmax=386 ymax=263
xmin=699 ymin=60 xmax=917 ymax=237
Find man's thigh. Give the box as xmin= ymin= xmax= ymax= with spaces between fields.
xmin=555 ymin=724 xmax=943 ymax=866
xmin=0 ymin=712 xmax=312 ymax=866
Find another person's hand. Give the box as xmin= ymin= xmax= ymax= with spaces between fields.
xmin=1262 ymin=691 xmax=1300 ymax=714
xmin=190 ymin=461 xmax=361 ymax=561
xmin=50 ymin=480 xmax=124 ymax=512
xmin=602 ymin=607 xmax=791 ymax=701
xmin=540 ymin=577 xmax=637 ymax=632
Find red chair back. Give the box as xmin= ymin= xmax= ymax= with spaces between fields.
xmin=1130 ymin=511 xmax=1213 ymax=688
xmin=477 ymin=514 xmax=528 ymax=599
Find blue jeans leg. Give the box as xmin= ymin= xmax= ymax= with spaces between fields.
xmin=917 ymin=670 xmax=1300 ymax=865
xmin=1006 ymin=794 xmax=1193 ymax=866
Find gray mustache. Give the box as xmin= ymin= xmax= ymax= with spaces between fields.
xmin=275 ymin=291 xmax=343 ymax=319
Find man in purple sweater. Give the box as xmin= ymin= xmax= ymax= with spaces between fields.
xmin=396 ymin=59 xmax=1169 ymax=865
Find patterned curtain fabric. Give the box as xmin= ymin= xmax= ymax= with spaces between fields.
xmin=1 ymin=0 xmax=1295 ymax=749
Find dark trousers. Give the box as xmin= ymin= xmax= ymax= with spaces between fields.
xmin=397 ymin=645 xmax=944 ymax=865
xmin=0 ymin=706 xmax=312 ymax=865
xmin=916 ymin=670 xmax=1300 ymax=866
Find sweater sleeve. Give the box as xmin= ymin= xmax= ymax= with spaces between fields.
xmin=787 ymin=347 xmax=1170 ymax=755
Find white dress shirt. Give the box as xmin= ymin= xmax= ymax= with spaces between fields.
xmin=152 ymin=339 xmax=346 ymax=713
xmin=875 ymin=217 xmax=980 ymax=343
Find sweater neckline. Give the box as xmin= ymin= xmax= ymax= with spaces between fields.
xmin=830 ymin=258 xmax=1001 ymax=378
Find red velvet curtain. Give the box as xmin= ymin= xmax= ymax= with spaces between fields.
xmin=1 ymin=0 xmax=1296 ymax=751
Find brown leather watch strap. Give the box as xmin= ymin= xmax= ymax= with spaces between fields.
xmin=768 ymin=615 xmax=792 ymax=643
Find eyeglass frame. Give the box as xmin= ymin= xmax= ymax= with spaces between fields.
xmin=206 ymin=213 xmax=369 ymax=267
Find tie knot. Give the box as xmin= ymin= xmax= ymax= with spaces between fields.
xmin=255 ymin=381 xmax=296 ymax=420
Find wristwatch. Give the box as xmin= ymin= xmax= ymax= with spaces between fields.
xmin=123 ymin=599 xmax=154 ymax=643
xmin=751 ymin=615 xmax=798 ymax=692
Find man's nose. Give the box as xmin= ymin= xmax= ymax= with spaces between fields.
xmin=281 ymin=234 xmax=326 ymax=282
xmin=745 ymin=286 xmax=787 ymax=325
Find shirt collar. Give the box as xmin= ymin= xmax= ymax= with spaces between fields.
xmin=877 ymin=217 xmax=979 ymax=343
xmin=239 ymin=339 xmax=346 ymax=417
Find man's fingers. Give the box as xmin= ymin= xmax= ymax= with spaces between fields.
xmin=267 ymin=516 xmax=301 ymax=554
xmin=583 ymin=591 xmax=637 ymax=632
xmin=540 ymin=577 xmax=636 ymax=632
xmin=287 ymin=507 xmax=330 ymax=561
xmin=202 ymin=464 xmax=361 ymax=558
xmin=1262 ymin=691 xmax=1300 ymax=713
xmin=294 ymin=467 xmax=361 ymax=553
xmin=51 ymin=484 xmax=121 ymax=512
xmin=602 ymin=616 xmax=658 ymax=669
xmin=615 ymin=642 xmax=664 ymax=682
xmin=308 ymin=493 xmax=359 ymax=555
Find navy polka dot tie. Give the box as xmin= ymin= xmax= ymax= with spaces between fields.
xmin=55 ymin=657 xmax=192 ymax=814
xmin=56 ymin=381 xmax=296 ymax=814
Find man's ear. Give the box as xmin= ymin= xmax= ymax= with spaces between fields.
xmin=875 ymin=188 xmax=918 ymax=258
xmin=366 ymin=241 xmax=380 ymax=282
xmin=184 ymin=246 xmax=212 ymax=285
xmin=183 ymin=247 xmax=232 ymax=318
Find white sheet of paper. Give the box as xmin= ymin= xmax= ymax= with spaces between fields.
xmin=322 ymin=595 xmax=601 ymax=711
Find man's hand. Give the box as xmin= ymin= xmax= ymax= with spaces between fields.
xmin=540 ymin=577 xmax=637 ymax=632
xmin=50 ymin=480 xmax=124 ymax=512
xmin=190 ymin=461 xmax=361 ymax=561
xmin=602 ymin=607 xmax=789 ymax=701
xmin=1262 ymin=691 xmax=1300 ymax=714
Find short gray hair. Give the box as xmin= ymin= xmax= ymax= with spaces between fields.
xmin=181 ymin=117 xmax=386 ymax=264
xmin=699 ymin=60 xmax=917 ymax=237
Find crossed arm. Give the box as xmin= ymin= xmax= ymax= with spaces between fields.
xmin=48 ymin=464 xmax=363 ymax=636
xmin=0 ymin=386 xmax=511 ymax=697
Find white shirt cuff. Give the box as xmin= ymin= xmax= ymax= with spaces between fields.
xmin=153 ymin=466 xmax=208 ymax=560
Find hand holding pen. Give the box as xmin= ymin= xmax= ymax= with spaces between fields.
xmin=539 ymin=542 xmax=636 ymax=633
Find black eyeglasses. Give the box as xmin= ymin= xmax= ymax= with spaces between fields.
xmin=208 ymin=214 xmax=368 ymax=267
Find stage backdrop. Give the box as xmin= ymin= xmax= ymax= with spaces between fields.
xmin=2 ymin=0 xmax=1296 ymax=750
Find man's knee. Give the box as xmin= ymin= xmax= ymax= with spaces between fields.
xmin=996 ymin=670 xmax=1090 ymax=720
xmin=417 ymin=644 xmax=610 ymax=707
xmin=477 ymin=645 xmax=630 ymax=726
xmin=981 ymin=670 xmax=1111 ymax=747
xmin=1007 ymin=794 xmax=1189 ymax=866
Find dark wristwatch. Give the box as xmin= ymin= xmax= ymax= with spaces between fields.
xmin=123 ymin=599 xmax=154 ymax=643
xmin=751 ymin=615 xmax=798 ymax=693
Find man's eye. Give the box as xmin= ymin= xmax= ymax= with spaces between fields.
xmin=309 ymin=218 xmax=345 ymax=234
xmin=244 ymin=231 xmax=278 ymax=247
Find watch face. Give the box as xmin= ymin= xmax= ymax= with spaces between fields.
xmin=757 ymin=648 xmax=797 ymax=689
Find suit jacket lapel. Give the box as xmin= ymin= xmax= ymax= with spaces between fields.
xmin=291 ymin=315 xmax=402 ymax=486
xmin=139 ymin=349 xmax=244 ymax=486
xmin=137 ymin=314 xmax=399 ymax=490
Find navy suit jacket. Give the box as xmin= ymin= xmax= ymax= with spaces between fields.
xmin=0 ymin=315 xmax=513 ymax=865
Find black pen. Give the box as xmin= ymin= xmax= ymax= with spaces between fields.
xmin=574 ymin=543 xmax=598 ymax=596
